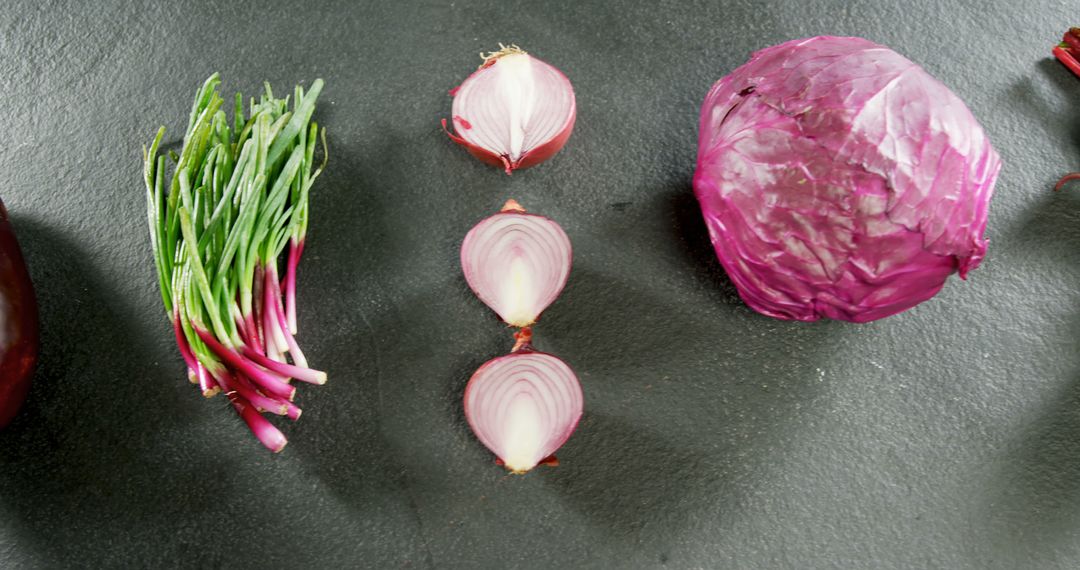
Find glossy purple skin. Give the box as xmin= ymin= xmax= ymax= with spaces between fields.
xmin=0 ymin=197 xmax=38 ymax=427
xmin=694 ymin=36 xmax=1001 ymax=322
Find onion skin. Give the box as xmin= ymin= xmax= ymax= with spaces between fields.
xmin=443 ymin=119 xmax=514 ymax=171
xmin=464 ymin=349 xmax=583 ymax=474
xmin=444 ymin=48 xmax=577 ymax=175
xmin=0 ymin=198 xmax=38 ymax=429
xmin=510 ymin=112 xmax=576 ymax=171
xmin=443 ymin=111 xmax=577 ymax=174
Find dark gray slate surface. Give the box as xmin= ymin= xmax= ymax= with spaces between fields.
xmin=1 ymin=0 xmax=1078 ymax=568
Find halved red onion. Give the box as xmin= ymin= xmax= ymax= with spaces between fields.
xmin=461 ymin=200 xmax=572 ymax=328
xmin=444 ymin=45 xmax=576 ymax=174
xmin=464 ymin=349 xmax=583 ymax=474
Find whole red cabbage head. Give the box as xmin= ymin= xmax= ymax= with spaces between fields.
xmin=693 ymin=36 xmax=1001 ymax=322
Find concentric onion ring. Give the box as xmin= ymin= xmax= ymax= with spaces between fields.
xmin=445 ymin=45 xmax=576 ymax=174
xmin=460 ymin=200 xmax=572 ymax=327
xmin=464 ymin=350 xmax=584 ymax=474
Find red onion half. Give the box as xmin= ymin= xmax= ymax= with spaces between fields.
xmin=444 ymin=45 xmax=576 ymax=174
xmin=460 ymin=200 xmax=572 ymax=328
xmin=464 ymin=346 xmax=583 ymax=474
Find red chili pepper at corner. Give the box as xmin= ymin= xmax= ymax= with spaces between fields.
xmin=1053 ymin=28 xmax=1080 ymax=78
xmin=1054 ymin=29 xmax=1080 ymax=191
xmin=0 ymin=197 xmax=39 ymax=429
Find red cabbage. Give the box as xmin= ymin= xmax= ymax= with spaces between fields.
xmin=694 ymin=36 xmax=1001 ymax=322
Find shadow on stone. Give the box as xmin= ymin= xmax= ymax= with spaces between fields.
xmin=661 ymin=179 xmax=742 ymax=304
xmin=988 ymin=370 xmax=1080 ymax=550
xmin=0 ymin=216 xmax=215 ymax=567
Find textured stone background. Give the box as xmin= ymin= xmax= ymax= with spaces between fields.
xmin=1 ymin=0 xmax=1079 ymax=568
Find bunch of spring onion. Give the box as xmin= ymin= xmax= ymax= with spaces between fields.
xmin=143 ymin=74 xmax=327 ymax=452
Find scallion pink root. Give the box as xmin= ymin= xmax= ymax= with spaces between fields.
xmin=264 ymin=266 xmax=289 ymax=354
xmin=242 ymin=346 xmax=326 ymax=384
xmin=177 ymin=316 xmax=219 ymax=397
xmin=194 ymin=327 xmax=296 ymax=401
xmin=173 ymin=312 xmax=198 ymax=371
xmin=223 ymin=370 xmax=289 ymax=416
xmin=265 ymin=326 xmax=284 ymax=363
xmin=285 ymin=239 xmax=300 ymax=335
xmin=266 ymin=262 xmax=308 ymax=368
xmin=195 ymin=362 xmax=219 ymax=398
xmin=241 ymin=312 xmax=261 ymax=353
xmin=225 ymin=390 xmax=288 ymax=452
xmin=285 ymin=400 xmax=302 ymax=421
xmin=276 ymin=299 xmax=308 ymax=369
xmin=213 ymin=372 xmax=287 ymax=452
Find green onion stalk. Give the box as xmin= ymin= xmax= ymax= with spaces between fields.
xmin=143 ymin=74 xmax=328 ymax=452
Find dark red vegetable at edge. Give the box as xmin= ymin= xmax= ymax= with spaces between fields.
xmin=1054 ymin=28 xmax=1080 ymax=79
xmin=0 ymin=197 xmax=38 ymax=428
xmin=1055 ymin=29 xmax=1080 ymax=191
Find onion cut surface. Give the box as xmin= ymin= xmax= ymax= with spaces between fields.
xmin=446 ymin=45 xmax=576 ymax=174
xmin=460 ymin=200 xmax=572 ymax=327
xmin=464 ymin=350 xmax=583 ymax=474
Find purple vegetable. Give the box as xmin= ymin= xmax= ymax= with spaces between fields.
xmin=694 ymin=36 xmax=1001 ymax=322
